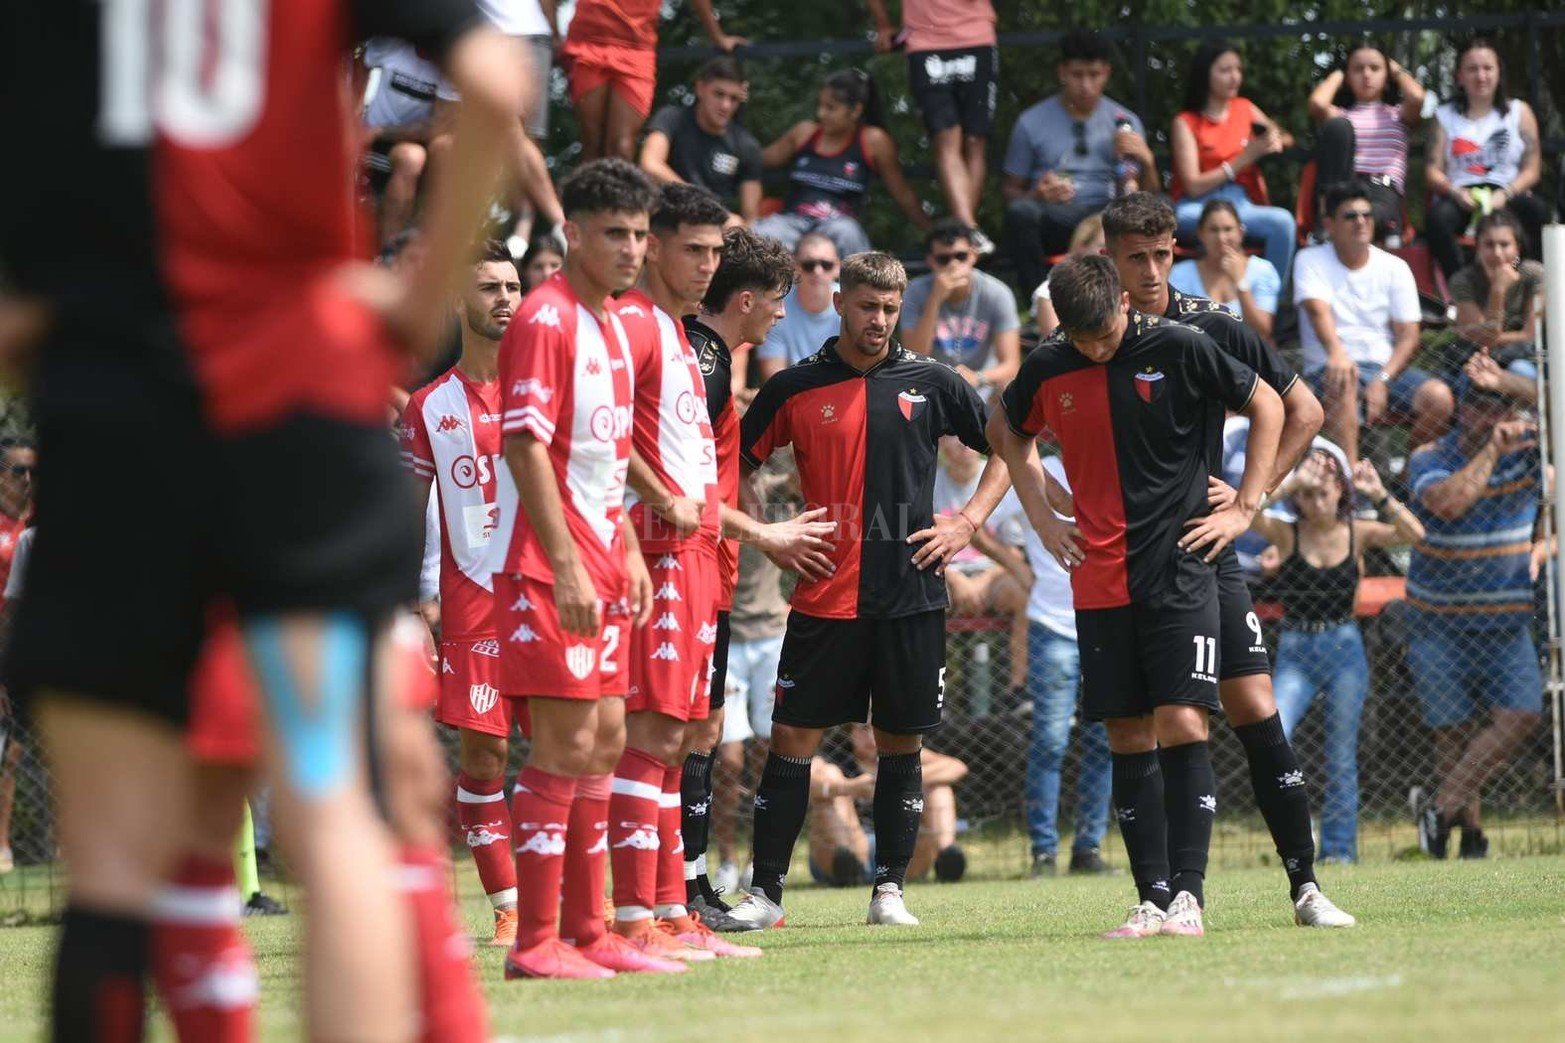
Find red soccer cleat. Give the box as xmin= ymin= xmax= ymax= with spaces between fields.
xmin=503 ymin=938 xmax=616 ymax=980
xmin=659 ymin=916 xmax=764 ymax=958
xmin=576 ymin=931 xmax=687 ymax=974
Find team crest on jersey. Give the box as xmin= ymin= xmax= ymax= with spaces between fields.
xmin=436 ymin=414 xmax=465 ymax=433
xmin=1058 ymin=391 xmax=1075 ymax=412
xmin=897 ymin=388 xmax=928 ymax=421
xmin=1134 ymin=369 xmax=1166 ymax=403
xmin=530 ymin=305 xmax=562 ymax=329
xmin=565 ymin=644 xmax=597 ymax=680
xmin=472 ymin=639 xmax=500 ymax=658
xmin=820 ymin=403 xmax=838 ymax=424
xmin=469 ymin=683 xmax=499 ymax=715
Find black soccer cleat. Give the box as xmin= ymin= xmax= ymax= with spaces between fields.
xmin=1068 ymin=848 xmax=1121 ymax=876
xmin=1459 ymin=827 xmax=1489 ymax=860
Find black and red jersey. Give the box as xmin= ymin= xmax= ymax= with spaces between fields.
xmin=741 ymin=339 xmax=990 ymax=620
xmin=686 ymin=317 xmax=741 ymax=610
xmin=1001 ymin=312 xmax=1258 ymax=610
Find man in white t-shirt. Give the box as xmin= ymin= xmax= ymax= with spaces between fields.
xmin=975 ymin=454 xmax=1114 ymax=877
xmin=1295 ymin=178 xmax=1452 ymax=464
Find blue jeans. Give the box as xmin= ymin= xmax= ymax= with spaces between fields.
xmin=1272 ymin=623 xmax=1369 ymax=860
xmin=1024 ymin=623 xmax=1112 ymax=857
xmin=1175 ymin=183 xmax=1296 ymax=279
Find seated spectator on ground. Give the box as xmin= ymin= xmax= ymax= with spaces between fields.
xmin=1307 ymin=42 xmax=1425 ymax=243
xmin=519 ymin=236 xmax=565 ymax=293
xmin=1295 ymin=179 xmax=1451 ymax=465
xmin=757 ymin=234 xmax=842 ymax=380
xmin=1450 ymin=211 xmax=1544 ymax=406
xmin=640 ymin=57 xmax=763 ymax=225
xmin=1248 ymin=449 xmax=1423 ymax=863
xmin=867 ymin=0 xmax=999 ymax=253
xmin=1425 ymin=38 xmax=1550 ymax=280
xmin=901 ymin=220 xmax=1021 ymax=394
xmin=1168 ymin=199 xmax=1282 ymax=342
xmin=755 ymin=69 xmax=931 ymax=258
xmin=1406 ymin=382 xmax=1545 ymax=861
xmin=360 ymin=38 xmax=444 ymax=246
xmin=808 ymin=724 xmax=968 ymax=886
xmin=1031 ymin=214 xmax=1104 ymax=338
xmin=1001 ymin=29 xmax=1157 ymax=296
xmin=1170 ymin=39 xmax=1297 ymax=276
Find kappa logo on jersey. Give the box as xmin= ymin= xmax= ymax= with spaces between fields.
xmin=1134 ymin=369 xmax=1166 ymax=404
xmin=897 ymin=387 xmax=928 ymax=422
xmin=611 ymin=825 xmax=659 ymax=850
xmin=655 ymin=554 xmax=681 ymax=571
xmin=511 ymin=378 xmax=554 ymax=402
xmin=510 ymin=623 xmax=541 ymax=644
xmin=652 ymin=612 xmax=681 ymax=631
xmin=465 ymin=823 xmax=508 ymax=848
xmin=530 ymin=305 xmax=563 ymax=329
xmin=471 ymin=638 xmax=500 ymax=658
xmin=469 ymin=682 xmax=499 ymax=715
xmin=586 ymin=357 xmax=602 ymax=376
xmin=650 ymin=642 xmax=681 ymax=662
xmin=696 ymin=621 xmax=719 ymax=645
xmin=436 ymin=414 xmax=466 ymax=433
xmin=510 ymin=593 xmax=534 ymax=612
xmin=587 ymin=826 xmax=609 ymax=854
xmin=442 ymin=658 xmax=456 ymax=674
xmin=654 ymin=581 xmax=682 ymax=602
xmin=565 ymin=644 xmax=597 ymax=680
xmin=514 ymin=829 xmax=567 ymax=856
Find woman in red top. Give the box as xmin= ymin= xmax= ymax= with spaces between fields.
xmin=1170 ymin=40 xmax=1297 ymax=277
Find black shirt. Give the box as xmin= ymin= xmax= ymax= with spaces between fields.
xmin=1002 ymin=311 xmax=1258 ymax=610
xmin=646 ymin=104 xmax=763 ymax=211
xmin=742 ymin=340 xmax=990 ymax=619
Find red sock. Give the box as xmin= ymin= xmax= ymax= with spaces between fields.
xmin=511 ymin=766 xmax=576 ymax=950
xmin=560 ymin=773 xmax=611 ymax=947
xmin=454 ymin=771 xmax=517 ymax=909
xmin=655 ymin=763 xmax=688 ymax=916
xmin=150 ymin=855 xmax=257 ymax=1043
xmin=400 ymin=844 xmax=488 ymax=1043
xmin=608 ymin=747 xmax=664 ymax=923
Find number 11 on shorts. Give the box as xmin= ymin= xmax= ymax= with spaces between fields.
xmin=1192 ymin=635 xmax=1217 ymax=680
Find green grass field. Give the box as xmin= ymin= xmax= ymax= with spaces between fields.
xmin=3 ymin=856 xmax=1564 ymax=1042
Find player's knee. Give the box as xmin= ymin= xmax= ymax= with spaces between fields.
xmin=872 ymin=729 xmax=923 ymax=756
xmin=1219 ymin=675 xmax=1277 ymax=726
xmin=457 ymin=730 xmax=508 ymax=780
xmin=389 ymin=142 xmax=426 ymax=178
xmin=1104 ymin=716 xmax=1156 ymax=753
xmin=1152 ymin=704 xmax=1210 ymax=746
xmin=770 ymin=723 xmax=822 ymax=759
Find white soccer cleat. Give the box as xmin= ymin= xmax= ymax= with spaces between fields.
xmin=866 ymin=883 xmax=920 ymax=926
xmin=713 ymin=860 xmax=740 ymax=896
xmin=718 ymin=887 xmax=784 ymax=933
xmin=1159 ymin=891 xmax=1205 ymax=937
xmin=1101 ymin=901 xmax=1166 ymax=939
xmin=1293 ymin=883 xmax=1356 ymax=928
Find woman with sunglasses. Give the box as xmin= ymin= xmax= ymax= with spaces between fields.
xmin=1170 ymin=39 xmax=1297 ymax=276
xmin=1168 ymin=199 xmax=1281 ymax=342
xmin=754 ymin=69 xmax=930 ymax=259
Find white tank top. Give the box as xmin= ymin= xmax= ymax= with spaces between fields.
xmin=1436 ymin=101 xmax=1525 ymax=189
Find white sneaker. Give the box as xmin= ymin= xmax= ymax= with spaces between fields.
xmin=1159 ymin=891 xmax=1205 ymax=937
xmin=713 ymin=860 xmax=740 ymax=896
xmin=969 ymin=228 xmax=997 ymax=257
xmin=720 ymin=887 xmax=784 ymax=932
xmin=1293 ymin=883 xmax=1356 ymax=928
xmin=866 ymin=883 xmax=919 ymax=926
xmin=1101 ymin=901 xmax=1166 ymax=939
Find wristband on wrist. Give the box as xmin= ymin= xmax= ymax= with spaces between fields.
xmin=1221 ymin=160 xmax=1236 ymax=182
xmin=1375 ymin=369 xmax=1393 ymax=384
xmin=958 ymin=508 xmax=980 ymax=531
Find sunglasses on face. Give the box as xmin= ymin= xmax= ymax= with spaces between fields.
xmin=1337 ymin=209 xmax=1374 ymax=222
xmin=932 ymin=251 xmax=971 ymax=266
xmin=799 ymin=259 xmax=838 ymax=273
xmin=1072 ymin=121 xmax=1089 ymax=156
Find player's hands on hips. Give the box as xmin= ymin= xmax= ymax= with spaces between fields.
xmin=758 ymin=507 xmax=837 ymax=581
xmin=1207 ymin=476 xmax=1238 ymax=510
xmin=908 ymin=512 xmax=977 ymax=575
xmin=625 ymin=552 xmax=654 ymax=627
xmin=654 ymin=495 xmax=706 ymax=538
xmin=1038 ymin=512 xmax=1084 ymax=572
xmin=1180 ymin=504 xmax=1254 ymax=562
xmin=554 ymin=559 xmax=602 ymax=636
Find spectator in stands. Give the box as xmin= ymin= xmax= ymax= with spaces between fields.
xmin=808 ymin=724 xmax=969 ymax=885
xmin=1001 ymin=30 xmax=1157 ymax=296
xmin=1308 ymin=43 xmax=1425 ymax=243
xmin=755 ymin=69 xmax=931 ymax=258
xmin=1295 ymin=178 xmax=1451 ymax=465
xmin=1169 ymin=198 xmax=1282 ymax=342
xmin=1031 ymin=214 xmax=1104 ymax=339
xmin=976 ymin=454 xmax=1114 ymax=877
xmin=1249 ymin=449 xmax=1423 ymax=863
xmin=0 ymin=438 xmax=34 ymax=875
xmin=640 ymin=57 xmax=763 ymax=225
xmin=868 ymin=0 xmax=999 ymax=253
xmin=1451 ymin=211 xmax=1544 ymax=406
xmin=757 ymin=234 xmax=842 ymax=380
xmin=1425 ymin=38 xmax=1550 ymax=279
xmin=519 ymin=237 xmax=565 ymax=293
xmin=1170 ymin=39 xmax=1296 ymax=277
xmin=1407 ymin=383 xmax=1545 ymax=860
xmin=360 ymin=38 xmax=444 ymax=246
xmin=901 ymin=220 xmax=1021 ymax=393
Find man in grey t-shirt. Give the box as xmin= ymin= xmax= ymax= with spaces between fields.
xmin=900 ymin=220 xmax=1020 ymax=393
xmin=757 ymin=234 xmax=842 ymax=381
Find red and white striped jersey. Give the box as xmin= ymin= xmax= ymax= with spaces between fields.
xmin=616 ymin=289 xmax=719 ymax=554
xmin=489 ymin=272 xmax=634 ymax=594
xmin=399 ymin=366 xmax=502 ymax=642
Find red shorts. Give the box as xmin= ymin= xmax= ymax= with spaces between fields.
xmin=436 ymin=636 xmax=512 ymax=738
xmin=627 ymin=546 xmax=720 ymax=722
xmin=563 ymin=41 xmax=657 ymax=118
xmin=496 ymin=573 xmax=629 ymax=700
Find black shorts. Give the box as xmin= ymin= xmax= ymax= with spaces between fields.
xmin=1216 ymin=550 xmax=1271 ymax=681
xmin=772 ymin=609 xmax=946 ymax=734
xmin=707 ymin=610 xmax=732 ymax=711
xmin=5 ymin=340 xmax=421 ymax=726
xmin=1076 ymin=561 xmax=1221 ymax=721
xmin=907 ymin=46 xmax=997 ymax=138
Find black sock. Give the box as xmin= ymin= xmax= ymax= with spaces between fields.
xmin=1160 ymin=741 xmax=1216 ymax=908
xmin=681 ymin=749 xmax=715 ymax=903
xmin=870 ymin=751 xmax=924 ymax=893
xmin=1111 ymin=750 xmax=1171 ymax=909
xmin=53 ymin=906 xmax=148 ymax=1043
xmin=1235 ymin=713 xmax=1317 ymax=899
xmin=749 ymin=753 xmax=813 ymax=905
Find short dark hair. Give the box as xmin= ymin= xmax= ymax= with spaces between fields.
xmin=840 ymin=252 xmax=908 ymax=295
xmin=523 ymin=236 xmax=564 ymax=263
xmin=1049 ymin=255 xmax=1123 ymax=335
xmin=559 ymin=158 xmax=659 ymax=220
xmin=704 ymin=227 xmax=796 ymax=313
xmin=1060 ymin=29 xmax=1111 ymax=65
xmin=697 ymin=56 xmax=746 ymax=84
xmin=923 ymin=218 xmax=973 ymax=253
xmin=1182 ymin=39 xmax=1241 ymax=115
xmin=475 ymin=238 xmax=515 ymax=266
xmin=0 ymin=437 xmax=35 ymax=457
xmin=1323 ymin=177 xmax=1374 ymax=217
xmin=650 ymin=182 xmax=730 ymax=236
xmin=1101 ymin=191 xmax=1177 ymax=243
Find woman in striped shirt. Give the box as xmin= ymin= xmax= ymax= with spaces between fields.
xmin=1308 ymin=43 xmax=1426 ymax=243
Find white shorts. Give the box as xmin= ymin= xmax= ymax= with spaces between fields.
xmin=720 ymin=634 xmax=784 ymax=744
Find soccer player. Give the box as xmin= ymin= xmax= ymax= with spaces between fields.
xmin=1098 ymin=193 xmax=1355 ymax=927
xmin=991 ymin=255 xmax=1284 ymax=939
xmin=723 ymin=252 xmax=1009 ymax=931
xmin=2 ymin=4 xmax=523 ymax=1039
xmin=491 ymin=158 xmax=670 ymax=980
xmin=400 ymin=241 xmax=521 ymax=947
